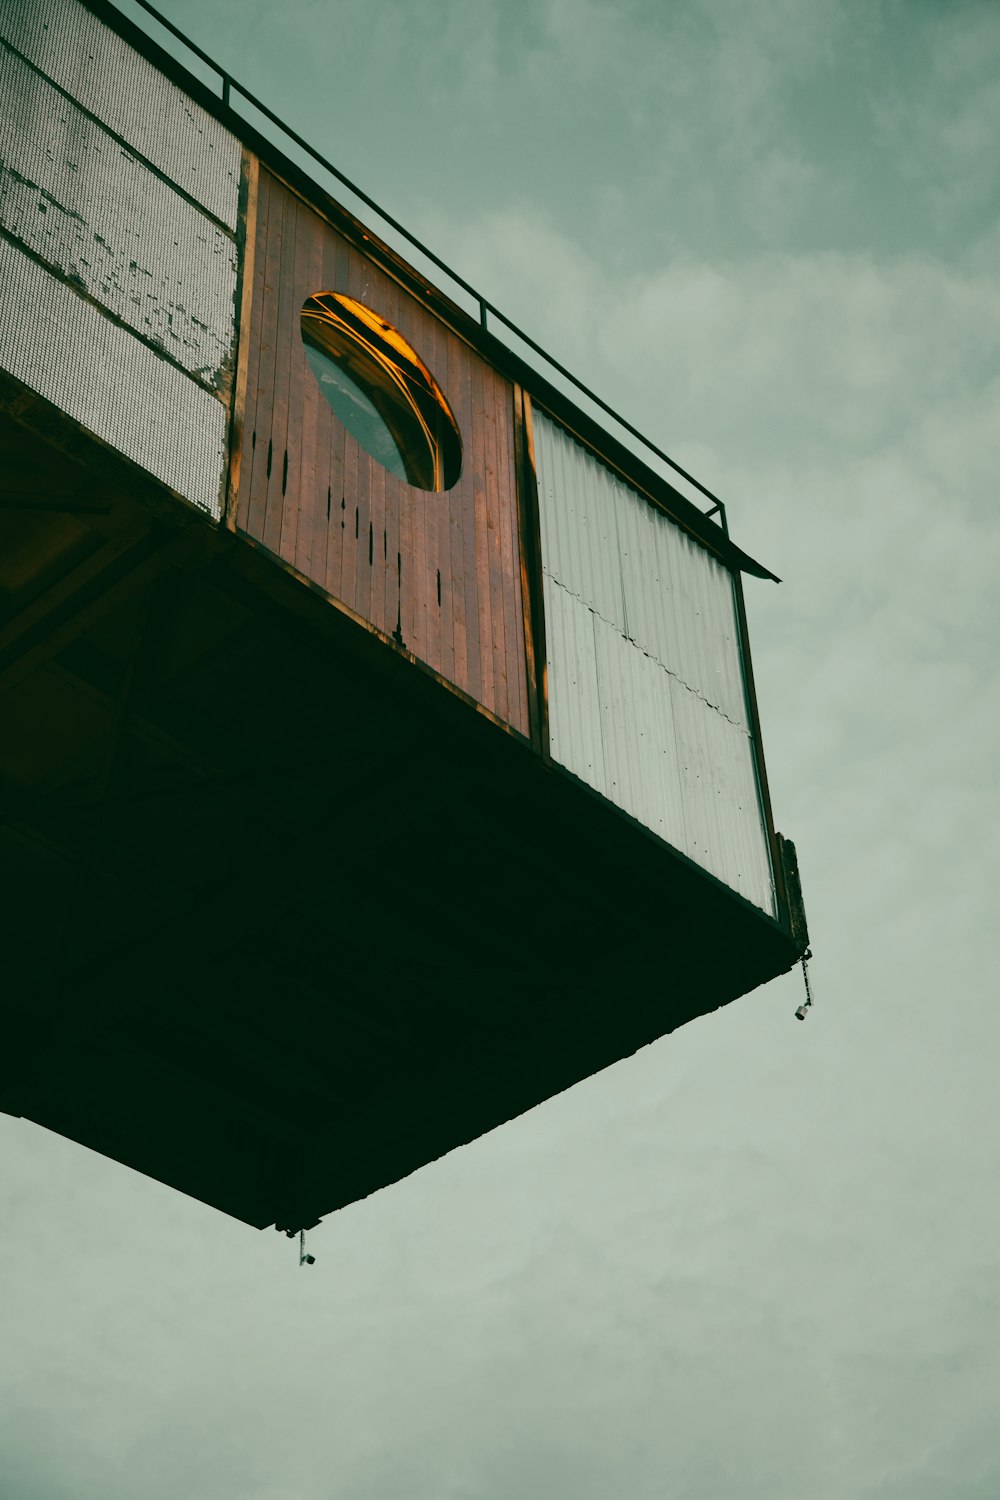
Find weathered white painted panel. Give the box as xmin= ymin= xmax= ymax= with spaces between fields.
xmin=535 ymin=406 xmax=775 ymax=912
xmin=0 ymin=43 xmax=238 ymax=387
xmin=0 ymin=0 xmax=239 ymax=229
xmin=0 ymin=238 xmax=226 ymax=517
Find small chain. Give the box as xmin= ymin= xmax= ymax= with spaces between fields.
xmin=795 ymin=951 xmax=814 ymax=1019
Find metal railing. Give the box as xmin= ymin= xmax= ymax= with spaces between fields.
xmin=125 ymin=0 xmax=728 ymax=532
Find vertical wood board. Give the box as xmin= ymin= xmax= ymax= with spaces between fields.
xmin=237 ymin=170 xmax=529 ymax=736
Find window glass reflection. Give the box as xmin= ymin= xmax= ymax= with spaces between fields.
xmin=300 ymin=294 xmax=462 ymax=492
xmin=302 ymin=340 xmax=409 ymax=483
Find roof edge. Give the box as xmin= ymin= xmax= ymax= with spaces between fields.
xmin=76 ymin=0 xmax=779 ymax=582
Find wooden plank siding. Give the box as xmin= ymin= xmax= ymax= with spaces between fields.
xmin=237 ymin=168 xmax=530 ymax=737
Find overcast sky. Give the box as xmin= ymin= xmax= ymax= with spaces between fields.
xmin=3 ymin=1 xmax=999 ymax=1496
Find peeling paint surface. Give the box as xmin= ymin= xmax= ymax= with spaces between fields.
xmin=0 ymin=43 xmax=238 ymax=388
xmin=0 ymin=237 xmax=227 ymax=517
xmin=0 ymin=0 xmax=239 ymax=229
xmin=534 ymin=409 xmax=775 ymax=912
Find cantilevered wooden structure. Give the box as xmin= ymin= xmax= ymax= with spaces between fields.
xmin=0 ymin=0 xmax=808 ymax=1232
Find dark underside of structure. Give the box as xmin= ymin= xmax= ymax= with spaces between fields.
xmin=1 ymin=390 xmax=805 ymax=1232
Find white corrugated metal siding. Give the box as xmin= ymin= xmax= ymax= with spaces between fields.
xmin=537 ymin=421 xmax=627 ymax=634
xmin=534 ymin=408 xmax=775 ymax=913
xmin=0 ymin=0 xmax=240 ymax=519
xmin=544 ymin=573 xmax=607 ymax=798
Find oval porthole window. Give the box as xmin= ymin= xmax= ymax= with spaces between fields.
xmin=301 ymin=293 xmax=462 ymax=492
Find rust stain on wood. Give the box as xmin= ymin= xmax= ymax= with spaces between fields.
xmin=226 ymin=150 xmax=259 ymax=532
xmin=521 ymin=393 xmax=550 ymax=760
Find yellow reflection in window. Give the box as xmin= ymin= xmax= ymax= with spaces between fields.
xmin=301 ymin=293 xmax=462 ymax=493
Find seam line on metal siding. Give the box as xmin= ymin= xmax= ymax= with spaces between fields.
xmin=0 ymin=225 xmax=230 ymax=399
xmin=543 ymin=573 xmax=749 ymax=732
xmin=0 ymin=35 xmax=236 ymax=238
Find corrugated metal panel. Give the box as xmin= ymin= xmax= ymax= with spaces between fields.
xmin=592 ymin=609 xmax=687 ymax=851
xmin=533 ymin=405 xmax=627 ymax=634
xmin=670 ymin=678 xmax=774 ymax=912
xmin=615 ymin=483 xmax=747 ymax=728
xmin=0 ymin=0 xmax=240 ymax=229
xmin=536 ymin=407 xmax=745 ymax=726
xmin=0 ymin=43 xmax=237 ymax=388
xmin=236 ymin=170 xmax=530 ymax=737
xmin=544 ymin=574 xmax=607 ymax=798
xmin=0 ymin=238 xmax=227 ymax=517
xmin=534 ymin=407 xmax=774 ymax=913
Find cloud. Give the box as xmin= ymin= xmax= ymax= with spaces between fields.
xmin=871 ymin=1 xmax=1000 ymax=232
xmin=6 ymin=4 xmax=1000 ymax=1500
xmin=423 ymin=200 xmax=1000 ymax=488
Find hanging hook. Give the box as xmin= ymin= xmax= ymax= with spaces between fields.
xmin=794 ymin=951 xmax=814 ymax=1020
